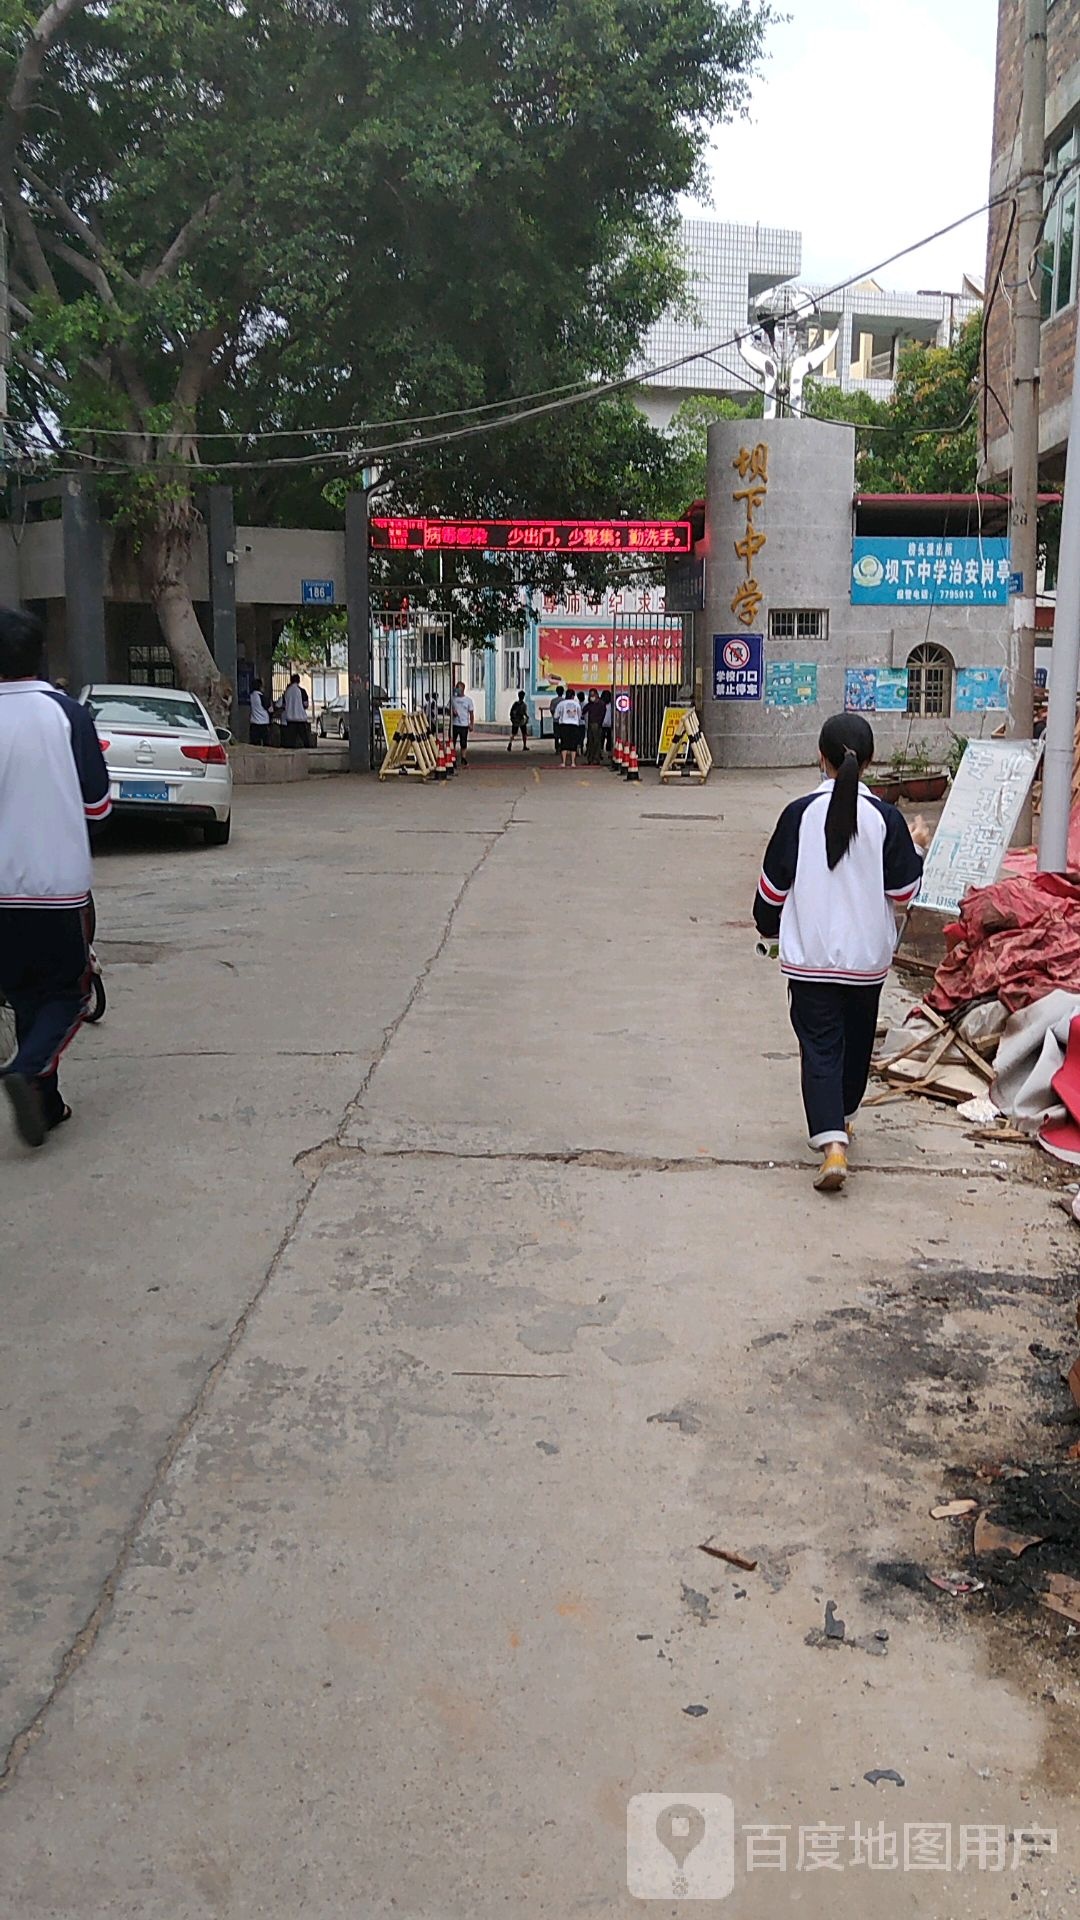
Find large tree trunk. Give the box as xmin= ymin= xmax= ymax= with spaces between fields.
xmin=140 ymin=489 xmax=230 ymax=725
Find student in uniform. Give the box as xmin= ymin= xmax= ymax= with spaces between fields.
xmin=555 ymin=687 xmax=583 ymax=768
xmin=549 ymin=686 xmax=565 ymax=754
xmin=753 ymin=712 xmax=929 ymax=1194
xmin=451 ymin=681 xmax=475 ymax=765
xmin=248 ymin=677 xmax=270 ymax=746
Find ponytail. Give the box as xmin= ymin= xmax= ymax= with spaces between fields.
xmin=818 ymin=712 xmax=874 ymax=871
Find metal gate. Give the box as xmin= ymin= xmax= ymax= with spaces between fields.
xmin=371 ymin=606 xmax=454 ymax=762
xmin=611 ymin=612 xmax=690 ymax=762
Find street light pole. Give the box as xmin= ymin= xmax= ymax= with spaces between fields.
xmin=1038 ymin=334 xmax=1080 ymax=870
xmin=345 ymin=484 xmax=373 ymax=774
xmin=1010 ymin=0 xmax=1048 ymax=842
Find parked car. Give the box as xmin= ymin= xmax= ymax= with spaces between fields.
xmin=317 ymin=695 xmax=349 ymax=740
xmin=316 ymin=688 xmax=390 ymax=741
xmin=81 ymin=685 xmax=233 ymax=845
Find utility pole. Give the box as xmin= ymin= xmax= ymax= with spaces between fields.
xmin=1010 ymin=0 xmax=1047 ymax=842
xmin=345 ymin=485 xmax=373 ymax=774
xmin=1038 ymin=326 xmax=1080 ymax=869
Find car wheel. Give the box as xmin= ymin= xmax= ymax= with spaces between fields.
xmin=338 ymin=718 xmax=348 ymax=740
xmin=204 ymin=815 xmax=231 ymax=846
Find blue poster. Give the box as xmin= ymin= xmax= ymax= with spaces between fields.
xmin=851 ymin=536 xmax=1010 ymax=607
xmin=713 ymin=633 xmax=763 ymax=701
xmin=844 ymin=668 xmax=877 ymax=712
xmin=955 ymin=666 xmax=1008 ymax=712
xmin=875 ymin=668 xmax=909 ymax=712
xmin=766 ymin=661 xmax=818 ymax=708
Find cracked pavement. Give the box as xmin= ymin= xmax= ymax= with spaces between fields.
xmin=2 ymin=757 xmax=1079 ymax=1916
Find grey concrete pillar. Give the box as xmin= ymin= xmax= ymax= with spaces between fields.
xmin=703 ymin=418 xmax=854 ymax=768
xmin=206 ymin=485 xmax=237 ymax=710
xmin=62 ymin=476 xmax=106 ymax=687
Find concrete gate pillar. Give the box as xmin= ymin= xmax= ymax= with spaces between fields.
xmin=702 ymin=419 xmax=854 ymax=770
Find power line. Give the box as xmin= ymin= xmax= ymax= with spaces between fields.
xmin=31 ymin=192 xmax=1013 ymax=475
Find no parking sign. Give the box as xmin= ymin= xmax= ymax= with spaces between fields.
xmin=713 ymin=633 xmax=762 ymax=701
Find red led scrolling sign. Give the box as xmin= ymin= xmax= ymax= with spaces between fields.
xmin=370 ymin=517 xmax=693 ymax=554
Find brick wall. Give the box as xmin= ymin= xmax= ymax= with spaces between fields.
xmin=985 ymin=0 xmax=1080 ymax=475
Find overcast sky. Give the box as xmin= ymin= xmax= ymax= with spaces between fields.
xmin=687 ymin=0 xmax=998 ymax=294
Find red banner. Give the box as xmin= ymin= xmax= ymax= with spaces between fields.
xmin=537 ymin=625 xmax=682 ymax=688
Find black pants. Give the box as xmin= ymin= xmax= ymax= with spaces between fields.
xmin=284 ymin=719 xmax=307 ymax=749
xmin=787 ymin=979 xmax=882 ymax=1148
xmin=0 ymin=905 xmax=91 ymax=1125
xmin=249 ymin=722 xmax=270 ymax=746
xmin=453 ymin=725 xmax=470 ymax=761
xmin=508 ymin=723 xmax=528 ymax=750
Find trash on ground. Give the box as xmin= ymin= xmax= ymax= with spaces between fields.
xmin=992 ymin=991 xmax=1080 ymax=1125
xmin=698 ymin=1540 xmax=757 ymax=1571
xmin=864 ymin=1769 xmax=905 ymax=1788
xmin=973 ymin=1513 xmax=1045 ymax=1559
xmin=682 ymin=1703 xmax=708 ymax=1717
xmin=927 ymin=874 xmax=1080 ymax=1017
xmin=872 ymin=1005 xmax=996 ymax=1107
xmin=927 ymin=1572 xmax=986 ymax=1596
xmin=930 ymin=1498 xmax=979 ymax=1519
xmin=956 ymin=1095 xmax=1003 ymax=1127
xmin=824 ymin=1600 xmax=845 ymax=1640
xmin=1040 ymin=1573 xmax=1080 ymax=1626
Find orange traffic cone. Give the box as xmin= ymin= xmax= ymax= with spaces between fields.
xmin=627 ymin=744 xmax=640 ymax=782
xmin=435 ymin=739 xmax=446 ymax=780
xmin=615 ymin=738 xmax=625 ymax=774
xmin=445 ymin=735 xmax=455 ymax=775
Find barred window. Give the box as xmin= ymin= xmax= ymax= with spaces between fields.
xmin=127 ymin=643 xmax=175 ymax=687
xmin=768 ymin=609 xmax=828 ymax=642
xmin=906 ymin=643 xmax=954 ymax=717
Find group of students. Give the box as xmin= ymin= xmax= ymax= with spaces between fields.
xmin=546 ymin=686 xmax=613 ymax=769
xmin=248 ymin=673 xmax=310 ymax=748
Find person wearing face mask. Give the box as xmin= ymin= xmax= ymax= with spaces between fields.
xmin=753 ymin=712 xmax=930 ymax=1194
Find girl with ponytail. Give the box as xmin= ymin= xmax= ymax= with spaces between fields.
xmin=754 ymin=713 xmax=930 ymax=1193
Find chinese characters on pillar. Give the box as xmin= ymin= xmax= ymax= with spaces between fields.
xmin=731 ymin=443 xmax=768 ymax=627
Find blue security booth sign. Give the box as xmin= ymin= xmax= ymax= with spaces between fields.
xmin=851 ymin=537 xmax=1010 ymax=607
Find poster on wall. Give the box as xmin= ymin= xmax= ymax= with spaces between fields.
xmin=955 ymin=666 xmax=1008 ymax=712
xmin=713 ymin=633 xmax=763 ymax=701
xmin=765 ymin=661 xmax=818 ymax=708
xmin=843 ymin=667 xmax=909 ymax=713
xmin=851 ymin=536 xmax=1011 ymax=606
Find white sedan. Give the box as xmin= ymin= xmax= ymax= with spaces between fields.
xmin=81 ymin=684 xmax=234 ymax=845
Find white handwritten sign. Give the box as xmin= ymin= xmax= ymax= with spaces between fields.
xmin=918 ymin=739 xmax=1044 ymax=916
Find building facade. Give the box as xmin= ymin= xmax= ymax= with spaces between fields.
xmin=695 ymin=419 xmax=1013 ymax=769
xmin=635 ymin=218 xmax=979 ymax=427
xmin=985 ymin=0 xmax=1080 ymax=480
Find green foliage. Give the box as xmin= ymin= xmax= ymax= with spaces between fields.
xmin=273 ymin=610 xmax=347 ymax=669
xmin=2 ymin=0 xmax=775 ymax=666
xmin=945 ymin=732 xmax=969 ymax=782
xmin=889 ymin=738 xmax=932 ymax=778
xmin=658 ymin=391 xmax=764 ymax=512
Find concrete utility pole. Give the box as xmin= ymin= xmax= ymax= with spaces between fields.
xmin=1038 ymin=336 xmax=1080 ymax=869
xmin=1011 ymin=0 xmax=1048 ymax=842
xmin=345 ymin=483 xmax=374 ymax=774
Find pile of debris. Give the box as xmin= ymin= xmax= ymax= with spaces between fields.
xmin=878 ymin=873 xmax=1080 ymax=1167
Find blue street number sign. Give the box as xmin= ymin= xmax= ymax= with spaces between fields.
xmin=302 ymin=578 xmax=335 ymax=605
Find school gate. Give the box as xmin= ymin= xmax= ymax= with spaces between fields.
xmin=610 ymin=612 xmax=692 ymax=763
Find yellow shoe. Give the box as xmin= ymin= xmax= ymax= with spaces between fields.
xmin=814 ymin=1144 xmax=848 ymax=1193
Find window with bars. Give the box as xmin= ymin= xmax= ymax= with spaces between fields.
xmin=906 ymin=643 xmax=954 ymax=717
xmin=503 ymin=644 xmax=524 ymax=691
xmin=471 ymin=648 xmax=486 ymax=690
xmin=127 ymin=643 xmax=175 ymax=687
xmin=768 ymin=609 xmax=828 ymax=643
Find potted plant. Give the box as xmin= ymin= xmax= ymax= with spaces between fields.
xmin=945 ymin=731 xmax=968 ymax=783
xmin=890 ymin=739 xmax=948 ymax=804
xmin=866 ymin=766 xmax=903 ymax=803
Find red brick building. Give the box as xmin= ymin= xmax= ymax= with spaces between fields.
xmin=985 ymin=0 xmax=1080 ymax=481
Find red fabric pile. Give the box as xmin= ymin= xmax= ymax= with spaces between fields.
xmin=926 ymin=873 xmax=1080 ymax=1015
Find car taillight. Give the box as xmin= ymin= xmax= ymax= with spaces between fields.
xmin=97 ymin=738 xmax=110 ymax=751
xmin=181 ymin=743 xmax=228 ymax=764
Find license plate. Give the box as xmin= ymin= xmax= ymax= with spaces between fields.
xmin=119 ymin=782 xmax=171 ymax=803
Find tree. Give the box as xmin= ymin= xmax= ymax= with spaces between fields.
xmin=658 ymin=391 xmax=763 ymax=512
xmin=2 ymin=0 xmax=773 ymax=714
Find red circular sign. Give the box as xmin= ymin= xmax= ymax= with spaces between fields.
xmin=722 ymin=639 xmax=751 ymax=670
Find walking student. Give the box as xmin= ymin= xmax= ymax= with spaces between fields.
xmin=753 ymin=713 xmax=928 ymax=1194
xmin=248 ymin=676 xmax=270 ymax=746
xmin=549 ymin=685 xmax=565 ymax=754
xmin=451 ymin=680 xmax=474 ymax=766
xmin=555 ymin=687 xmax=583 ymax=768
xmin=584 ymin=690 xmax=604 ymax=764
xmin=507 ymin=691 xmax=530 ymax=752
xmin=601 ymin=688 xmax=613 ymax=759
xmin=0 ymin=606 xmax=111 ymax=1147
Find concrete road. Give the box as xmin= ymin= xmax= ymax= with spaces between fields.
xmin=2 ymin=751 xmax=1078 ymax=1917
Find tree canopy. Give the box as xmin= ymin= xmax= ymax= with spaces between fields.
xmin=1 ymin=0 xmax=774 ymax=706
xmin=801 ymin=312 xmax=983 ymax=494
